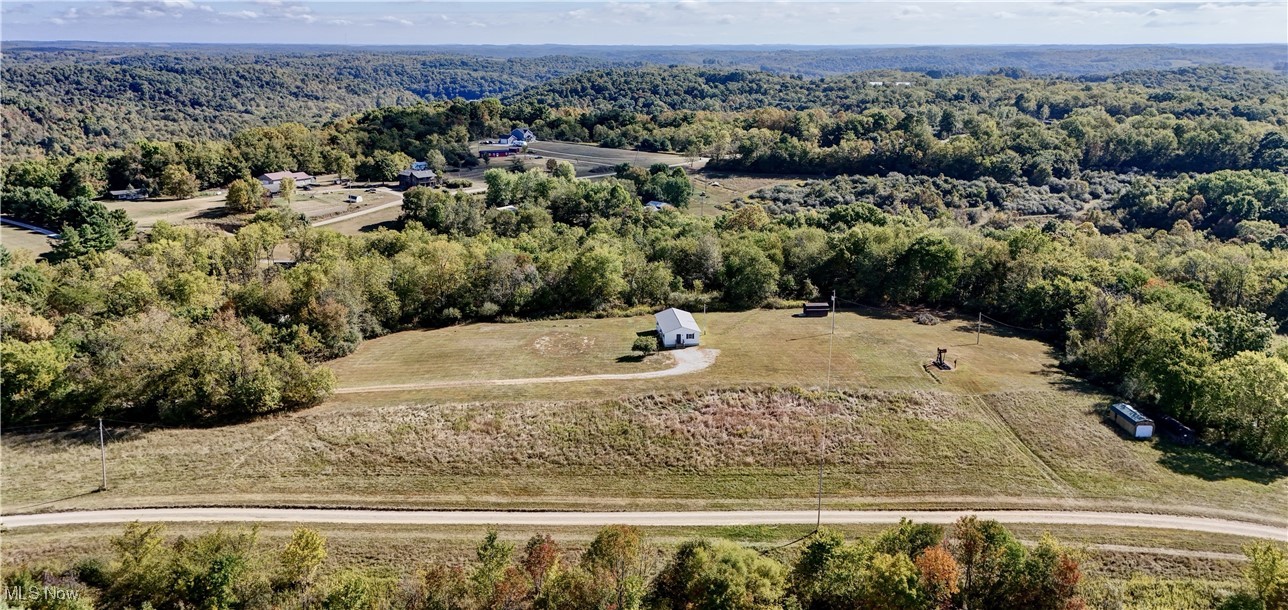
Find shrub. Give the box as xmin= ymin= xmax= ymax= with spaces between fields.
xmin=632 ymin=335 xmax=658 ymax=354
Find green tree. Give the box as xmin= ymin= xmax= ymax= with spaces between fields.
xmin=471 ymin=529 xmax=515 ymax=604
xmin=279 ymin=176 xmax=296 ymax=204
xmin=1199 ymin=352 xmax=1288 ymax=466
xmin=553 ymin=160 xmax=576 ymax=180
xmin=0 ymin=340 xmax=71 ymax=423
xmin=583 ymin=525 xmax=645 ymax=610
xmin=567 ymin=245 xmax=628 ymax=310
xmin=648 ymin=539 xmax=785 ymax=610
xmin=280 ymin=527 xmax=328 ymax=590
xmin=1242 ymin=542 xmax=1288 ymax=610
xmin=226 ymin=178 xmax=267 ymax=212
xmin=159 ymin=163 xmax=199 ymax=199
xmin=632 ymin=335 xmax=658 ymax=355
xmin=720 ymin=240 xmax=778 ymax=308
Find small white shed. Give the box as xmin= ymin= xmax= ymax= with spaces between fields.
xmin=1109 ymin=403 xmax=1154 ymax=439
xmin=655 ymin=307 xmax=701 ymax=349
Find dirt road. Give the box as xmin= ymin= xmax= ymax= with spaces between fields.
xmin=335 ymin=347 xmax=718 ymax=394
xmin=4 ymin=508 xmax=1283 ymax=540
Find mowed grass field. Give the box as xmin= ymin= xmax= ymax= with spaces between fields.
xmin=0 ymin=224 xmax=54 ymax=256
xmin=329 ymin=316 xmax=675 ymax=389
xmin=324 ymin=308 xmax=1061 ymax=403
xmin=525 ymin=141 xmax=689 ymax=177
xmin=3 ymin=309 xmax=1284 ymax=523
xmin=689 ymin=173 xmax=812 ymax=217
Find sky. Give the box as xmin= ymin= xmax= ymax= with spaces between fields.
xmin=2 ymin=0 xmax=1286 ymax=46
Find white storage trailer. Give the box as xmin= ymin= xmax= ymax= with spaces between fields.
xmin=1109 ymin=403 xmax=1154 ymax=439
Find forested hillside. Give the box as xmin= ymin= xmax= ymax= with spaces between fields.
xmin=4 ymin=43 xmax=1286 ymax=157
xmin=0 ymin=48 xmax=603 ymax=157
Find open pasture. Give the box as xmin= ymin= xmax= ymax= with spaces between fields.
xmin=3 ymin=309 xmax=1283 ymax=522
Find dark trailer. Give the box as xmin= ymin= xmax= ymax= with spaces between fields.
xmin=1158 ymin=415 xmax=1196 ymax=446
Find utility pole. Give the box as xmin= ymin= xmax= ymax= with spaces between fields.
xmin=98 ymin=418 xmax=107 ymax=491
xmin=818 ymin=288 xmax=836 ymax=530
xmin=976 ymin=312 xmax=982 ymax=345
xmin=826 ymin=289 xmax=836 ymax=390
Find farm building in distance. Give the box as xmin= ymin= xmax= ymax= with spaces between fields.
xmin=1109 ymin=403 xmax=1154 ymax=439
xmin=109 ymin=187 xmax=147 ymax=200
xmin=655 ymin=307 xmax=701 ymax=349
xmin=645 ymin=200 xmax=672 ymax=212
xmin=497 ymin=127 xmax=537 ymax=146
xmin=258 ymin=171 xmax=315 ymax=194
xmin=479 ymin=146 xmax=520 ymax=159
xmin=398 ymin=169 xmax=439 ymax=189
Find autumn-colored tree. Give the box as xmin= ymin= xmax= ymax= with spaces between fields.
xmin=915 ymin=545 xmax=960 ymax=610
xmin=521 ymin=534 xmax=563 ymax=596
xmin=159 ymin=163 xmax=199 ymax=199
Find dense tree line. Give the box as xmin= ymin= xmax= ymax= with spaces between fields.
xmin=8 ymin=68 xmax=1286 ymax=219
xmin=505 ymin=68 xmax=1288 ymax=185
xmin=9 ymin=518 xmax=1287 ymax=609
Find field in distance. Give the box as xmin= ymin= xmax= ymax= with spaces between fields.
xmin=3 ymin=308 xmax=1283 ymax=523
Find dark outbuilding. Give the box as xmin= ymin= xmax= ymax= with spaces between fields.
xmin=802 ymin=302 xmax=831 ymax=317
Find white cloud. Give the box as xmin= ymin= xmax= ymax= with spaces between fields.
xmin=51 ymin=0 xmax=217 ymax=22
xmin=378 ymin=15 xmax=414 ymax=26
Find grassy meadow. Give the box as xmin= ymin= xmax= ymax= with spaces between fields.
xmin=3 ymin=309 xmax=1284 ymax=523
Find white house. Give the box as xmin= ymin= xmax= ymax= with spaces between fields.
xmin=498 ymin=127 xmax=537 ymax=146
xmin=655 ymin=307 xmax=701 ymax=349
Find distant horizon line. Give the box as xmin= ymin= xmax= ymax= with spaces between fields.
xmin=5 ymin=40 xmax=1285 ymax=48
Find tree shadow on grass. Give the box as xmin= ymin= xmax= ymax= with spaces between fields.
xmin=1154 ymin=442 xmax=1286 ymax=485
xmin=3 ymin=422 xmax=151 ymax=449
xmin=6 ymin=489 xmax=104 ymax=513
xmin=616 ymin=354 xmax=647 ymax=363
xmin=358 ymin=219 xmax=402 ymax=233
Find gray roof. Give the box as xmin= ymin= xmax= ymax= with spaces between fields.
xmin=399 ymin=169 xmax=436 ymax=179
xmin=259 ymin=171 xmax=312 ymax=182
xmin=655 ymin=307 xmax=700 ymax=334
xmin=1111 ymin=403 xmax=1153 ymax=424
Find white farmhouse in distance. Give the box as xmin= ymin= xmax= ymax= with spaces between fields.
xmin=655 ymin=307 xmax=701 ymax=349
